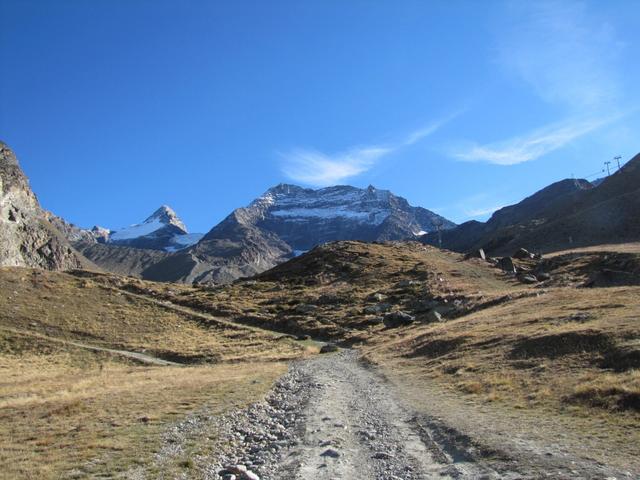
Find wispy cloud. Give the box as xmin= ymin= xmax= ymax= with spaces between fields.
xmin=280 ymin=113 xmax=459 ymax=186
xmin=465 ymin=205 xmax=505 ymax=218
xmin=438 ymin=192 xmax=512 ymax=222
xmin=279 ymin=146 xmax=392 ymax=186
xmin=452 ymin=190 xmax=508 ymax=221
xmin=453 ymin=1 xmax=627 ymax=166
xmin=402 ymin=111 xmax=463 ymax=146
xmin=454 ymin=115 xmax=615 ymax=165
xmin=499 ymin=0 xmax=622 ymax=111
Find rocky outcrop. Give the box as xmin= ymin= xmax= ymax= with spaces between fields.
xmin=90 ymin=225 xmax=111 ymax=243
xmin=0 ymin=142 xmax=89 ymax=270
xmin=45 ymin=211 xmax=97 ymax=243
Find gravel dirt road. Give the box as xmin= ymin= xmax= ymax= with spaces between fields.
xmin=156 ymin=350 xmax=635 ymax=479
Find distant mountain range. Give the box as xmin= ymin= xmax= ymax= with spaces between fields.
xmin=422 ymin=153 xmax=640 ymax=255
xmin=73 ymin=183 xmax=454 ymax=283
xmin=3 ymin=139 xmax=639 ymax=283
xmin=0 ymin=142 xmax=453 ymax=283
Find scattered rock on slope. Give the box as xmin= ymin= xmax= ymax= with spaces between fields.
xmin=383 ymin=311 xmax=415 ymax=328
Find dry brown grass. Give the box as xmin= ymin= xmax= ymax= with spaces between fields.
xmin=547 ymin=241 xmax=640 ymax=256
xmin=361 ymin=282 xmax=640 ymax=471
xmin=0 ymin=342 xmax=287 ymax=479
xmin=104 ymin=241 xmax=517 ymax=342
xmin=0 ymin=267 xmax=306 ymax=363
xmin=366 ymin=286 xmax=640 ymax=408
xmin=3 ymin=240 xmax=640 ymax=476
xmin=0 ymin=267 xmax=312 ymax=479
xmin=567 ymin=370 xmax=640 ymax=411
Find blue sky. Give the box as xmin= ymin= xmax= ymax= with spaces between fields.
xmin=1 ymin=0 xmax=639 ymax=233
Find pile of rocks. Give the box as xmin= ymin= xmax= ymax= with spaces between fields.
xmin=206 ymin=366 xmax=313 ymax=480
xmin=475 ymin=247 xmax=553 ymax=285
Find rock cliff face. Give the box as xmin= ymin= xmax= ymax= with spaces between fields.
xmin=0 ymin=142 xmax=89 ymax=270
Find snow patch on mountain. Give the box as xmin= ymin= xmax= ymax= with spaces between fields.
xmin=173 ymin=233 xmax=204 ymax=246
xmin=106 ymin=206 xmax=203 ymax=252
xmin=252 ymin=184 xmax=403 ymax=226
xmin=110 ymin=218 xmax=166 ymax=241
xmin=270 ymin=207 xmax=389 ymax=224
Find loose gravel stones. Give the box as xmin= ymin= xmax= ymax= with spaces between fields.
xmin=208 ymin=351 xmax=485 ymax=480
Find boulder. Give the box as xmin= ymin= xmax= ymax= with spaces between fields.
xmin=320 ymin=448 xmax=341 ymax=458
xmin=396 ymin=279 xmax=421 ymax=288
xmin=408 ymin=298 xmax=439 ymax=313
xmin=294 ymin=303 xmax=318 ymax=314
xmin=367 ymin=292 xmax=386 ymax=302
xmin=424 ymin=310 xmax=443 ymax=323
xmin=513 ymin=248 xmax=534 ymax=259
xmin=383 ymin=311 xmax=415 ymax=328
xmin=372 ymin=451 xmax=394 ymax=460
xmin=319 ymin=343 xmax=339 ymax=353
xmin=363 ymin=303 xmax=391 ymax=315
xmin=536 ymin=272 xmax=551 ymax=281
xmin=519 ymin=274 xmax=538 ymax=284
xmin=498 ymin=257 xmax=517 ymax=274
xmin=464 ymin=249 xmax=486 ymax=261
xmin=317 ymin=294 xmax=345 ymax=305
xmin=220 ymin=466 xmax=260 ymax=480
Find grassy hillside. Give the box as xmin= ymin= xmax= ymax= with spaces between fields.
xmin=0 ymin=267 xmax=310 ymax=479
xmin=2 ymin=240 xmax=639 ymax=476
xmin=121 ymin=240 xmax=640 ymax=462
xmin=103 ymin=240 xmax=640 ymax=416
xmin=117 ymin=241 xmax=513 ymax=342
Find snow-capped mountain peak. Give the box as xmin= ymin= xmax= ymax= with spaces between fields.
xmin=210 ymin=183 xmax=456 ymax=252
xmin=107 ymin=206 xmax=202 ymax=251
xmin=143 ymin=205 xmax=188 ymax=233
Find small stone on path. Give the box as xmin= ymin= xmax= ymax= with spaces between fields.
xmin=320 ymin=448 xmax=340 ymax=458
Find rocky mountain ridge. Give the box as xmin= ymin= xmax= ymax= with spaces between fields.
xmin=73 ymin=182 xmax=454 ymax=284
xmin=136 ymin=184 xmax=454 ymax=284
xmin=7 ymin=138 xmax=638 ymax=285
xmin=241 ymin=183 xmax=455 ymax=249
xmin=0 ymin=142 xmax=90 ymax=270
xmin=424 ymin=153 xmax=640 ymax=255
